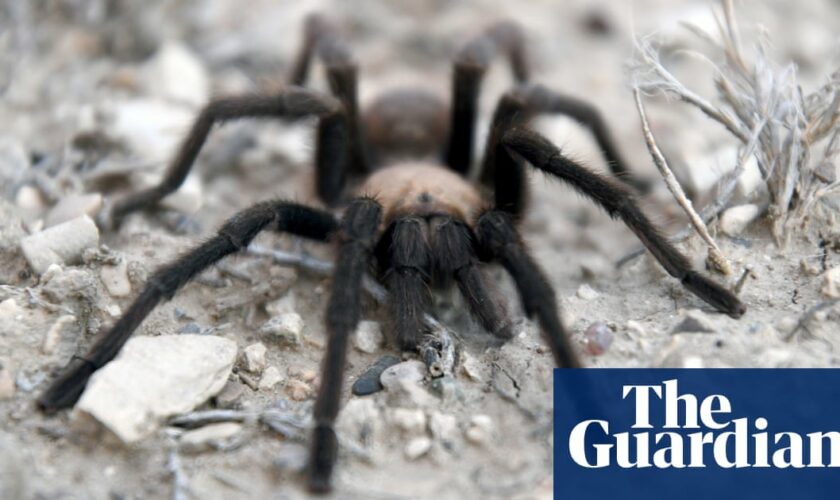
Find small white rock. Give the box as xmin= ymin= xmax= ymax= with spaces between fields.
xmin=285 ymin=378 xmax=313 ymax=401
xmin=142 ymin=42 xmax=210 ymax=107
xmin=429 ymin=412 xmax=459 ymax=443
xmin=465 ymin=415 xmax=493 ymax=446
xmin=0 ymin=367 xmax=15 ymax=400
xmin=42 ymin=314 xmax=75 ymax=354
xmin=258 ymin=366 xmax=283 ymax=391
xmin=576 ymin=284 xmax=599 ymax=300
xmin=260 ymin=313 xmax=304 ymax=346
xmin=73 ymin=334 xmax=237 ymax=443
xmin=380 ymin=360 xmax=426 ymax=391
xmin=404 ymin=436 xmax=432 ymax=460
xmin=354 ymin=320 xmax=384 ymax=354
xmin=15 ymin=185 xmax=46 ymax=213
xmin=111 ymin=98 xmax=193 ymax=162
xmin=45 ymin=193 xmax=103 ymax=228
xmin=242 ymin=342 xmax=267 ymax=374
xmin=822 ymin=266 xmax=840 ymax=298
xmin=179 ymin=422 xmax=242 ymax=453
xmin=720 ymin=204 xmax=761 ymax=236
xmin=100 ymin=260 xmax=132 ymax=297
xmin=390 ymin=408 xmax=427 ymax=436
xmin=20 ymin=215 xmax=100 ymax=274
xmin=460 ymin=352 xmax=483 ymax=382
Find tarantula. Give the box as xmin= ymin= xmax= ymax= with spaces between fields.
xmin=38 ymin=15 xmax=745 ymax=493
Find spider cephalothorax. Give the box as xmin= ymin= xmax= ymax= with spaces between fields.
xmin=38 ymin=14 xmax=745 ymax=494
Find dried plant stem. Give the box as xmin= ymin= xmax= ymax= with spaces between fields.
xmin=633 ymin=88 xmax=731 ymax=275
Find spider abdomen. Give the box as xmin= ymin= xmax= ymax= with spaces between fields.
xmin=358 ymin=162 xmax=485 ymax=225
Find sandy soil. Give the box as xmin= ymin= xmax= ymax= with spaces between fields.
xmin=1 ymin=1 xmax=839 ymax=499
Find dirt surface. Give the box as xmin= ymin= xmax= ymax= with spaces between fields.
xmin=2 ymin=1 xmax=839 ymax=499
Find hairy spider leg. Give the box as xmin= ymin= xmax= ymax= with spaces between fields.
xmin=37 ymin=201 xmax=338 ymax=412
xmin=107 ymin=88 xmax=349 ymax=226
xmin=499 ymin=127 xmax=746 ymax=318
xmin=446 ymin=20 xmax=530 ymax=175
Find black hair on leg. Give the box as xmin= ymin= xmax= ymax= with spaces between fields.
xmin=500 ymin=127 xmax=746 ymax=318
xmin=287 ymin=14 xmax=368 ymax=174
xmin=308 ymin=198 xmax=382 ymax=494
xmin=37 ymin=201 xmax=338 ymax=413
xmin=445 ymin=20 xmax=529 ymax=175
xmin=476 ymin=210 xmax=580 ymax=368
xmin=430 ymin=217 xmax=512 ymax=339
xmin=377 ymin=217 xmax=432 ymax=351
xmin=480 ymin=83 xmax=649 ymax=208
xmin=107 ymin=89 xmax=349 ymax=226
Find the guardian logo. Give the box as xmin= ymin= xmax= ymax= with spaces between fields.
xmin=567 ymin=379 xmax=840 ymax=469
xmin=554 ymin=369 xmax=840 ymax=500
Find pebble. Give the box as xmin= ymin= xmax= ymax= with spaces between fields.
xmin=671 ymin=309 xmax=716 ymax=334
xmin=285 ymin=379 xmax=313 ymax=401
xmin=429 ymin=412 xmax=459 ymax=444
xmin=584 ymin=321 xmax=613 ymax=355
xmin=100 ymin=260 xmax=132 ymax=297
xmin=258 ymin=366 xmax=283 ymax=391
xmin=15 ymin=185 xmax=46 ymax=214
xmin=73 ymin=334 xmax=237 ymax=443
xmin=354 ymin=320 xmax=384 ymax=354
xmin=179 ymin=422 xmax=242 ymax=453
xmin=390 ymin=408 xmax=427 ymax=436
xmin=352 ymin=354 xmax=401 ymax=396
xmin=465 ymin=415 xmax=494 ymax=446
xmin=576 ymin=284 xmax=600 ymax=300
xmin=42 ymin=314 xmax=76 ymax=354
xmin=142 ymin=42 xmax=210 ymax=107
xmin=260 ymin=313 xmax=304 ymax=346
xmin=336 ymin=398 xmax=381 ymax=444
xmin=45 ymin=193 xmax=103 ymax=228
xmin=0 ymin=366 xmax=15 ymax=400
xmin=241 ymin=342 xmax=267 ymax=374
xmin=821 ymin=266 xmax=840 ymax=298
xmin=720 ymin=204 xmax=761 ymax=236
xmin=20 ymin=215 xmax=100 ymax=274
xmin=404 ymin=436 xmax=432 ymax=460
xmin=380 ymin=360 xmax=426 ymax=391
xmin=460 ymin=352 xmax=483 ymax=382
xmin=214 ymin=380 xmax=246 ymax=408
xmin=626 ymin=320 xmax=646 ymax=337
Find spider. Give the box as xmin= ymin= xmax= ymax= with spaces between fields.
xmin=37 ymin=14 xmax=745 ymax=493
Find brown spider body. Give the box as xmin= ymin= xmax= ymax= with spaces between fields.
xmin=358 ymin=162 xmax=485 ymax=226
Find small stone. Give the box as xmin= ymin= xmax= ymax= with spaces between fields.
xmin=465 ymin=415 xmax=493 ymax=446
xmin=142 ymin=42 xmax=210 ymax=107
xmin=111 ymin=98 xmax=193 ymax=162
xmin=258 ymin=366 xmax=283 ymax=391
xmin=45 ymin=193 xmax=103 ymax=228
xmin=720 ymin=204 xmax=761 ymax=236
xmin=352 ymin=354 xmax=401 ymax=396
xmin=100 ymin=260 xmax=132 ymax=297
xmin=429 ymin=412 xmax=459 ymax=444
xmin=179 ymin=422 xmax=242 ymax=453
xmin=20 ymin=215 xmax=100 ymax=274
xmin=15 ymin=185 xmax=46 ymax=213
xmin=265 ymin=291 xmax=297 ymax=317
xmin=241 ymin=342 xmax=267 ymax=374
xmin=354 ymin=320 xmax=384 ymax=354
xmin=42 ymin=314 xmax=76 ymax=354
xmin=460 ymin=352 xmax=483 ymax=382
xmin=73 ymin=335 xmax=237 ymax=443
xmin=214 ymin=380 xmax=246 ymax=408
xmin=682 ymin=356 xmax=705 ymax=369
xmin=671 ymin=310 xmax=716 ymax=334
xmin=821 ymin=266 xmax=840 ymax=298
xmin=380 ymin=360 xmax=426 ymax=391
xmin=288 ymin=366 xmax=318 ymax=383
xmin=576 ymin=284 xmax=599 ymax=300
xmin=285 ymin=379 xmax=312 ymax=401
xmin=336 ymin=398 xmax=381 ymax=444
xmin=584 ymin=321 xmax=613 ymax=356
xmin=404 ymin=436 xmax=432 ymax=460
xmin=390 ymin=408 xmax=427 ymax=436
xmin=0 ymin=367 xmax=15 ymax=400
xmin=260 ymin=313 xmax=304 ymax=346
xmin=626 ymin=320 xmax=646 ymax=337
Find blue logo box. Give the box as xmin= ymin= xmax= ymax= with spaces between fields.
xmin=554 ymin=369 xmax=840 ymax=499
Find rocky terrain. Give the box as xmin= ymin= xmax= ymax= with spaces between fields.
xmin=1 ymin=0 xmax=839 ymax=498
